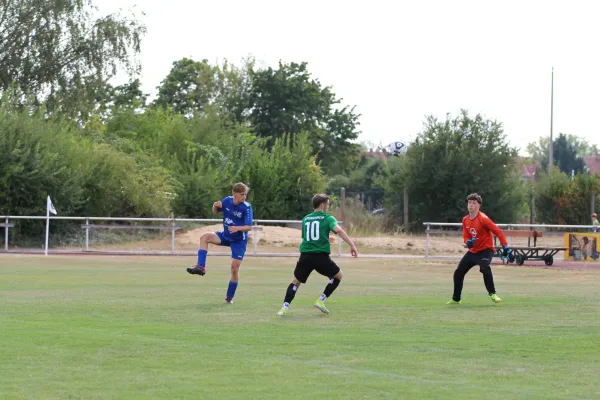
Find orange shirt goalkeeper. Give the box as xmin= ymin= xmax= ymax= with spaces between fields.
xmin=447 ymin=193 xmax=511 ymax=305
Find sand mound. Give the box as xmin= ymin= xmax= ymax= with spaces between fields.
xmin=175 ymin=225 xmax=466 ymax=254
xmin=177 ymin=224 xmax=302 ymax=247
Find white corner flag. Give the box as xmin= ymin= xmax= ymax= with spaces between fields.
xmin=47 ymin=196 xmax=57 ymax=215
xmin=45 ymin=196 xmax=57 ymax=256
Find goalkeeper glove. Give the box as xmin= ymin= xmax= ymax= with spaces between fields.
xmin=466 ymin=238 xmax=477 ymax=248
xmin=501 ymin=245 xmax=511 ymax=260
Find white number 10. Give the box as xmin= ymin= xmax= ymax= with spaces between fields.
xmin=304 ymin=221 xmax=320 ymax=241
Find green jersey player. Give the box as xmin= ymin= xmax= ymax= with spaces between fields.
xmin=277 ymin=194 xmax=358 ymax=316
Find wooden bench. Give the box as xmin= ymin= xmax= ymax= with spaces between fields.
xmin=496 ymin=230 xmax=543 ymax=247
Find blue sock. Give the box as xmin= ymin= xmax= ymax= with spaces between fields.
xmin=227 ymin=281 xmax=238 ymax=299
xmin=197 ymin=250 xmax=207 ymax=267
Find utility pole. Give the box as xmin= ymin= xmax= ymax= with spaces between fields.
xmin=548 ymin=67 xmax=554 ymax=176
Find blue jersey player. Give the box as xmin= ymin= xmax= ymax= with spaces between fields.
xmin=187 ymin=182 xmax=253 ymax=304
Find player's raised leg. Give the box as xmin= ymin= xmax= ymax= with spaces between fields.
xmin=187 ymin=232 xmax=222 ymax=276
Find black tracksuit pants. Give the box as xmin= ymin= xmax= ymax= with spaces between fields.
xmin=452 ymin=248 xmax=496 ymax=301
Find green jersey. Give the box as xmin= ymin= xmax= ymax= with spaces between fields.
xmin=299 ymin=211 xmax=339 ymax=253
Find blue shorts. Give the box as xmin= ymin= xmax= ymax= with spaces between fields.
xmin=216 ymin=232 xmax=247 ymax=260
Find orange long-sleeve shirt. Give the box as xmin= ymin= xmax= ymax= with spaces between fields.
xmin=462 ymin=211 xmax=507 ymax=253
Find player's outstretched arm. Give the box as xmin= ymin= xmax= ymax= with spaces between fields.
xmin=333 ymin=226 xmax=358 ymax=257
xmin=484 ymin=217 xmax=508 ymax=247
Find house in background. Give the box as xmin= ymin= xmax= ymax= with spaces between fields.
xmin=584 ymin=154 xmax=600 ymax=175
xmin=519 ymin=153 xmax=600 ymax=182
xmin=362 ymin=148 xmax=389 ymax=161
xmin=521 ymin=163 xmax=537 ymax=182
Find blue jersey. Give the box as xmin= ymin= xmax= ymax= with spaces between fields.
xmin=218 ymin=196 xmax=253 ymax=242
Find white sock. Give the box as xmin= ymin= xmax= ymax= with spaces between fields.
xmin=319 ymin=294 xmax=327 ymax=302
xmin=283 ymin=302 xmax=290 ymax=310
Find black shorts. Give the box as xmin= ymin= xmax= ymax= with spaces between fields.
xmin=294 ymin=252 xmax=341 ymax=284
xmin=458 ymin=249 xmax=494 ymax=271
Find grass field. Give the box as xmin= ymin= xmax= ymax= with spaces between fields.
xmin=1 ymin=254 xmax=599 ymax=400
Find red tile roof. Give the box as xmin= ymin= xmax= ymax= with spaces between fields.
xmin=363 ymin=149 xmax=389 ymax=161
xmin=584 ymin=154 xmax=600 ymax=174
xmin=522 ymin=163 xmax=536 ymax=181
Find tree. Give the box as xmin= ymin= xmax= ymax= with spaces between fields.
xmin=248 ymin=61 xmax=361 ymax=175
xmin=541 ymin=134 xmax=586 ymax=175
xmin=82 ymin=78 xmax=148 ymax=124
xmin=0 ymin=0 xmax=145 ymax=120
xmin=0 ymin=91 xmax=173 ymax=225
xmin=153 ymin=57 xmax=254 ymax=122
xmin=402 ymin=110 xmax=525 ymax=229
xmin=108 ymin=79 xmax=148 ymax=110
xmin=326 ymin=152 xmax=389 ymax=210
xmin=535 ymin=170 xmax=600 ymax=224
xmin=240 ymin=133 xmax=326 ymax=219
xmin=527 ymin=134 xmax=596 ymax=173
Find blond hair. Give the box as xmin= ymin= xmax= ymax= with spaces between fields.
xmin=232 ymin=182 xmax=249 ymax=193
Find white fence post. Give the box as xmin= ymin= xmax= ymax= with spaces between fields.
xmin=85 ymin=217 xmax=89 ymax=251
xmin=253 ymin=222 xmax=258 ymax=256
xmin=425 ymin=223 xmax=430 ymax=258
xmin=171 ymin=214 xmax=176 ymax=254
xmin=4 ymin=217 xmax=8 ymax=250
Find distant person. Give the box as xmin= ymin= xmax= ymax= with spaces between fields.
xmin=186 ymin=182 xmax=253 ymax=304
xmin=592 ymin=213 xmax=598 ymax=233
xmin=276 ymin=194 xmax=358 ymax=316
xmin=447 ymin=193 xmax=511 ymax=305
xmin=582 ymin=237 xmax=590 ymax=260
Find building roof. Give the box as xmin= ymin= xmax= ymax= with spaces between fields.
xmin=584 ymin=154 xmax=600 ymax=174
xmin=521 ymin=163 xmax=536 ymax=181
xmin=362 ymin=149 xmax=389 ymax=161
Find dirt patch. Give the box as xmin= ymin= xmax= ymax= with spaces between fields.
xmin=176 ymin=226 xmax=468 ymax=254
xmin=177 ymin=224 xmax=303 ymax=248
xmin=43 ymin=224 xmax=573 ymax=256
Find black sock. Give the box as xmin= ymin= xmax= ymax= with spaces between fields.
xmin=321 ymin=278 xmax=341 ymax=300
xmin=283 ymin=283 xmax=298 ymax=307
